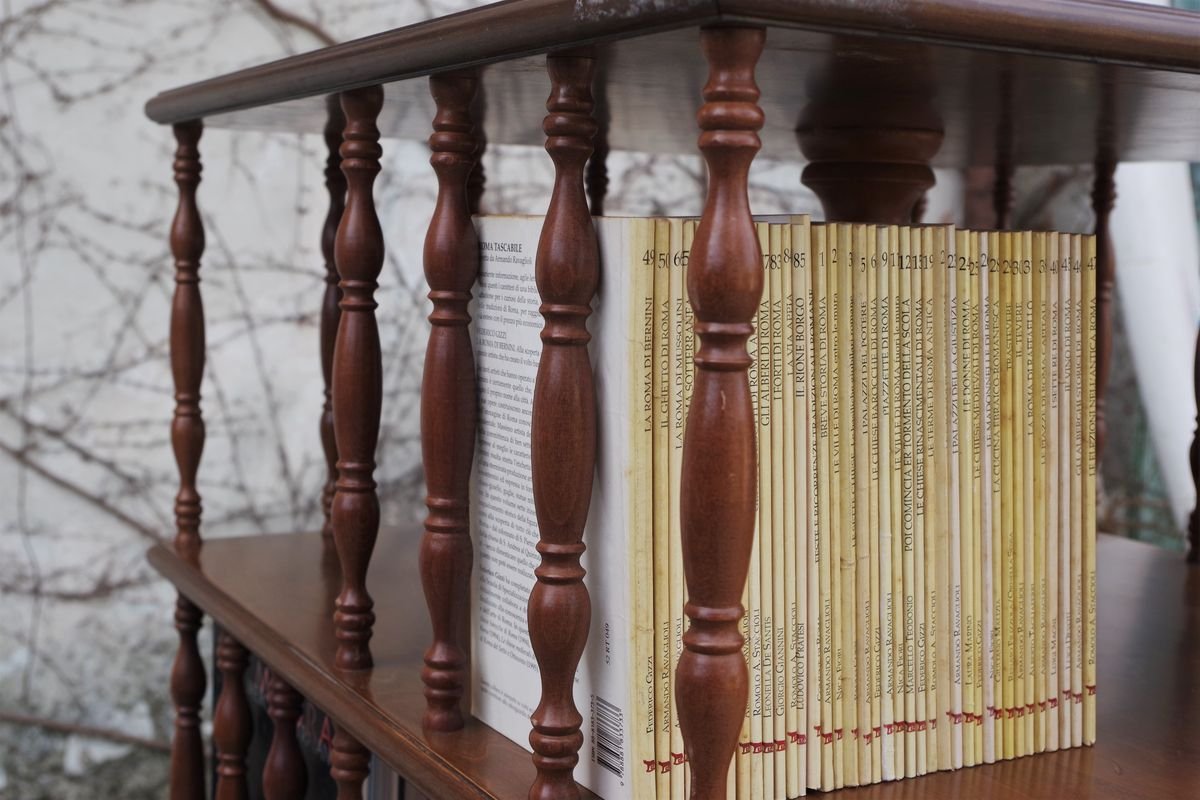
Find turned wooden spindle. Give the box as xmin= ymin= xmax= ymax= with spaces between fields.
xmin=213 ymin=633 xmax=251 ymax=800
xmin=912 ymin=191 xmax=928 ymax=224
xmin=331 ymin=85 xmax=386 ymax=671
xmin=527 ymin=51 xmax=599 ymax=800
xmin=168 ymin=119 xmax=207 ymax=800
xmin=677 ymin=27 xmax=765 ymax=800
xmin=1092 ymin=158 xmax=1116 ymax=461
xmin=586 ymin=100 xmax=609 ymax=216
xmin=420 ymin=69 xmax=481 ymax=732
xmin=994 ymin=160 xmax=1014 ymax=230
xmin=1189 ymin=326 xmax=1200 ymax=564
xmin=320 ymin=96 xmax=347 ymax=543
xmin=263 ymin=670 xmax=307 ymax=800
xmin=331 ymin=726 xmax=371 ymax=800
xmin=467 ymin=89 xmax=487 ymax=216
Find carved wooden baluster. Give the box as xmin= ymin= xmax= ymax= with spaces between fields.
xmin=168 ymin=119 xmax=207 ymax=800
xmin=911 ymin=191 xmax=928 ymax=224
xmin=331 ymin=85 xmax=385 ymax=671
xmin=678 ymin=27 xmax=765 ymax=800
xmin=321 ymin=96 xmax=347 ymax=543
xmin=331 ymin=725 xmax=371 ymax=800
xmin=527 ymin=51 xmax=598 ymax=800
xmin=263 ymin=670 xmax=307 ymax=799
xmin=420 ymin=69 xmax=481 ymax=732
xmin=213 ymin=633 xmax=251 ymax=800
xmin=1092 ymin=158 xmax=1116 ymax=461
xmin=994 ymin=160 xmax=1014 ymax=230
xmin=1189 ymin=327 xmax=1200 ymax=564
xmin=586 ymin=104 xmax=609 ymax=217
xmin=468 ymin=88 xmax=487 ymax=216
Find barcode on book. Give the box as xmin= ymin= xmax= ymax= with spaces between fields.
xmin=591 ymin=694 xmax=625 ymax=779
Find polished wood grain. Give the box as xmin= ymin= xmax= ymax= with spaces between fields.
xmin=527 ymin=51 xmax=598 ymax=800
xmin=262 ymin=670 xmax=307 ymax=800
xmin=145 ymin=3 xmax=1200 ymax=168
xmin=330 ymin=85 xmax=385 ymax=672
xmin=331 ymin=726 xmax=371 ymax=800
xmin=320 ymin=95 xmax=346 ymax=544
xmin=167 ymin=119 xmax=207 ymax=800
xmin=213 ymin=633 xmax=251 ymax=800
xmin=419 ymin=69 xmax=480 ymax=734
xmin=148 ymin=528 xmax=600 ymax=800
xmin=1092 ymin=158 xmax=1116 ymax=462
xmin=678 ymin=26 xmax=764 ymax=800
xmin=150 ymin=529 xmax=1200 ymax=800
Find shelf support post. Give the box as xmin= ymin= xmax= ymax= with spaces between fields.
xmin=678 ymin=26 xmax=765 ymax=800
xmin=1189 ymin=326 xmax=1200 ymax=563
xmin=331 ymin=85 xmax=385 ymax=671
xmin=213 ymin=632 xmax=251 ymax=800
xmin=167 ymin=118 xmax=207 ymax=800
xmin=527 ymin=50 xmax=599 ymax=800
xmin=321 ymin=95 xmax=347 ymax=545
xmin=331 ymin=725 xmax=371 ymax=799
xmin=263 ymin=669 xmax=308 ymax=800
xmin=420 ymin=68 xmax=481 ymax=732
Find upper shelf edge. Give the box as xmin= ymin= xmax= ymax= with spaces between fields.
xmin=144 ymin=0 xmax=1200 ymax=127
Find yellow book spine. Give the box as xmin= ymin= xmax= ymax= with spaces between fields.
xmin=956 ymin=230 xmax=976 ymax=768
xmin=652 ymin=218 xmax=672 ymax=797
xmin=838 ymin=223 xmax=859 ymax=788
xmin=1032 ymin=231 xmax=1049 ymax=755
xmin=876 ymin=225 xmax=898 ymax=783
xmin=769 ymin=222 xmax=788 ymax=799
xmin=813 ymin=223 xmax=835 ymax=792
xmin=1057 ymin=233 xmax=1074 ymax=748
xmin=929 ymin=225 xmax=951 ymax=773
xmin=852 ymin=223 xmax=873 ymax=784
xmin=971 ymin=231 xmax=989 ymax=765
xmin=913 ymin=226 xmax=929 ymax=777
xmin=999 ymin=230 xmax=1017 ymax=761
xmin=1070 ymin=233 xmax=1084 ymax=750
xmin=987 ymin=230 xmax=1004 ymax=762
xmin=889 ymin=227 xmax=906 ymax=779
xmin=1045 ymin=233 xmax=1062 ymax=754
xmin=1012 ymin=231 xmax=1028 ymax=759
xmin=937 ymin=225 xmax=959 ymax=773
xmin=865 ymin=226 xmax=884 ymax=784
xmin=1083 ymin=234 xmax=1097 ymax=746
xmin=754 ymin=220 xmax=772 ymax=800
xmin=1020 ymin=230 xmax=1036 ymax=756
xmin=898 ymin=225 xmax=917 ymax=779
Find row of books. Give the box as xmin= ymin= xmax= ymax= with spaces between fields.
xmin=467 ymin=214 xmax=1097 ymax=800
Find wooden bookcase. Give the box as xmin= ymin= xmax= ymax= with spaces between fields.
xmin=144 ymin=2 xmax=1200 ymax=798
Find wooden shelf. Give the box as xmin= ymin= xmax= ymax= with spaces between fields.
xmin=150 ymin=530 xmax=1200 ymax=799
xmin=143 ymin=0 xmax=1200 ymax=166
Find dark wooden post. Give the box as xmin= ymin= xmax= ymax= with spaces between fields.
xmin=993 ymin=161 xmax=1014 ymax=230
xmin=321 ymin=95 xmax=347 ymax=544
xmin=263 ymin=670 xmax=307 ymax=799
xmin=586 ymin=97 xmax=609 ymax=217
xmin=1092 ymin=158 xmax=1116 ymax=462
xmin=331 ymin=85 xmax=385 ymax=672
xmin=213 ymin=633 xmax=251 ymax=800
xmin=677 ymin=27 xmax=764 ymax=800
xmin=168 ymin=118 xmax=207 ymax=800
xmin=420 ymin=69 xmax=481 ymax=732
xmin=526 ymin=50 xmax=598 ymax=800
xmin=331 ymin=725 xmax=371 ymax=800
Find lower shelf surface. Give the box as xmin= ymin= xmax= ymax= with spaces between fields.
xmin=149 ymin=530 xmax=1199 ymax=799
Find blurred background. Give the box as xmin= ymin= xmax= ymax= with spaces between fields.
xmin=1 ymin=0 xmax=1197 ymax=797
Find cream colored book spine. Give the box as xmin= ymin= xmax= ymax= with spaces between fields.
xmin=923 ymin=225 xmax=941 ymax=772
xmin=1070 ymin=233 xmax=1084 ymax=750
xmin=1045 ymin=233 xmax=1061 ymax=754
xmin=657 ymin=219 xmax=676 ymax=800
xmin=814 ymin=223 xmax=835 ymax=792
xmin=943 ymin=226 xmax=963 ymax=772
xmin=769 ymin=222 xmax=788 ymax=798
xmin=1013 ymin=229 xmax=1030 ymax=760
xmin=1056 ymin=234 xmax=1073 ymax=748
xmin=780 ymin=221 xmax=800 ymax=799
xmin=897 ymin=225 xmax=917 ymax=779
xmin=833 ymin=223 xmax=855 ymax=788
xmin=1020 ymin=231 xmax=1036 ymax=756
xmin=973 ymin=231 xmax=990 ymax=765
xmin=1083 ymin=234 xmax=1097 ymax=747
xmin=1032 ymin=232 xmax=1049 ymax=755
xmin=916 ymin=225 xmax=936 ymax=777
xmin=930 ymin=225 xmax=953 ymax=773
xmin=889 ymin=226 xmax=907 ymax=779
xmin=668 ymin=218 xmax=688 ymax=796
xmin=876 ymin=225 xmax=898 ymax=783
xmin=852 ymin=223 xmax=873 ymax=784
xmin=865 ymin=226 xmax=884 ymax=784
xmin=787 ymin=216 xmax=812 ymax=797
xmin=627 ymin=218 xmax=658 ymax=800
xmin=987 ymin=230 xmax=1005 ymax=761
xmin=957 ymin=230 xmax=977 ymax=769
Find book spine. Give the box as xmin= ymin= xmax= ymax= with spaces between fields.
xmin=898 ymin=225 xmax=917 ymax=779
xmin=987 ymin=230 xmax=1004 ymax=763
xmin=1045 ymin=233 xmax=1061 ymax=755
xmin=942 ymin=226 xmax=962 ymax=772
xmin=913 ymin=226 xmax=929 ymax=777
xmin=889 ymin=227 xmax=907 ymax=780
xmin=1032 ymin=232 xmax=1049 ymax=755
xmin=769 ymin=222 xmax=788 ymax=799
xmin=866 ymin=225 xmax=884 ymax=785
xmin=1070 ymin=233 xmax=1084 ymax=750
xmin=956 ymin=230 xmax=977 ymax=769
xmin=652 ymin=218 xmax=672 ymax=797
xmin=813 ymin=223 xmax=835 ymax=792
xmin=853 ymin=223 xmax=874 ymax=785
xmin=930 ymin=225 xmax=951 ymax=773
xmin=876 ymin=225 xmax=897 ymax=783
xmin=1020 ymin=230 xmax=1036 ymax=757
xmin=1083 ymin=234 xmax=1097 ymax=747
